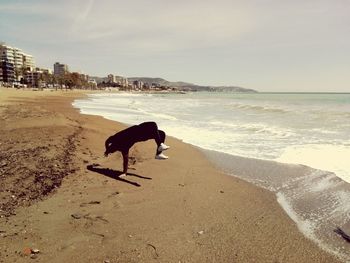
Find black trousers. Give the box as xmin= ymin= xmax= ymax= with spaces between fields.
xmin=136 ymin=122 xmax=165 ymax=154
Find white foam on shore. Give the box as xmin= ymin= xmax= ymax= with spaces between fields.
xmin=201 ymin=150 xmax=350 ymax=262
xmin=276 ymin=144 xmax=350 ymax=183
xmin=73 ymin=92 xmax=350 ymax=261
xmin=276 ymin=191 xmax=344 ymax=261
xmin=74 ymin=92 xmax=350 ymax=185
xmin=276 ymin=192 xmax=315 ymax=238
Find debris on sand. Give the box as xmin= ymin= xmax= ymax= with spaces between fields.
xmin=334 ymin=227 xmax=350 ymax=243
xmin=22 ymin=247 xmax=40 ymax=257
xmin=32 ymin=248 xmax=40 ymax=254
xmin=71 ymin=213 xmax=83 ymax=219
xmin=0 ymin=104 xmax=82 ymax=218
xmin=80 ymin=200 xmax=101 ymax=207
xmin=147 ymin=243 xmax=159 ymax=258
xmin=23 ymin=247 xmax=32 ymax=255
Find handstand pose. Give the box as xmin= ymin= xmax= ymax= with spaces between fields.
xmin=104 ymin=121 xmax=170 ymax=176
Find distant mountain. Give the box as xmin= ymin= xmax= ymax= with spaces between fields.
xmin=204 ymin=86 xmax=258 ymax=93
xmin=90 ymin=75 xmax=257 ymax=93
xmin=127 ymin=77 xmax=194 ymax=88
xmin=128 ymin=77 xmax=257 ymax=93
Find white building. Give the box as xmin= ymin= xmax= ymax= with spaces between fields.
xmin=116 ymin=76 xmax=128 ymax=87
xmin=0 ymin=43 xmax=35 ymax=81
xmin=107 ymin=74 xmax=116 ymax=83
xmin=13 ymin=48 xmax=24 ymax=70
xmin=24 ymin=69 xmax=43 ymax=87
xmin=132 ymin=80 xmax=143 ymax=90
xmin=88 ymin=79 xmax=97 ymax=88
xmin=0 ymin=45 xmax=14 ymax=64
xmin=23 ymin=53 xmax=35 ymax=69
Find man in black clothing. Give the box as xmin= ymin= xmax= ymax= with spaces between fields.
xmin=104 ymin=122 xmax=170 ymax=176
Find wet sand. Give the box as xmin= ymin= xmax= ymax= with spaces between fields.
xmin=0 ymin=87 xmax=341 ymax=262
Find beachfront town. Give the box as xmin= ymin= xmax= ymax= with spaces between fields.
xmin=0 ymin=42 xmax=174 ymax=91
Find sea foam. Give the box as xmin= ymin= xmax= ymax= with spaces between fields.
xmin=276 ymin=144 xmax=350 ymax=183
xmin=73 ymin=92 xmax=350 ymax=261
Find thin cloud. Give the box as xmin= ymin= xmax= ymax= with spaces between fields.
xmin=61 ymin=1 xmax=256 ymax=51
xmin=1 ymin=0 xmax=349 ymax=91
xmin=70 ymin=0 xmax=95 ymax=33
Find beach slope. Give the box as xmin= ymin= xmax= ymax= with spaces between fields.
xmin=0 ymin=88 xmax=340 ymax=262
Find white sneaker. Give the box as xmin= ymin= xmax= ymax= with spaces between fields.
xmin=158 ymin=143 xmax=170 ymax=152
xmin=155 ymin=153 xmax=169 ymax=160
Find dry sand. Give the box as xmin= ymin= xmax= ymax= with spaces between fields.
xmin=0 ymin=88 xmax=341 ymax=262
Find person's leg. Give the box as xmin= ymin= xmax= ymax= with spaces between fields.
xmin=139 ymin=122 xmax=162 ymax=146
xmin=138 ymin=122 xmax=169 ymax=156
xmin=159 ymin=130 xmax=165 ymax=143
xmin=156 ymin=130 xmax=166 ymax=154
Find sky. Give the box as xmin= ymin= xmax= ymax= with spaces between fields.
xmin=0 ymin=0 xmax=349 ymax=92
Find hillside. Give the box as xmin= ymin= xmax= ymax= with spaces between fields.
xmin=90 ymin=76 xmax=257 ymax=93
xmin=128 ymin=77 xmax=257 ymax=92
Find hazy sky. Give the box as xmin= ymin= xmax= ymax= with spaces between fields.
xmin=1 ymin=0 xmax=349 ymax=92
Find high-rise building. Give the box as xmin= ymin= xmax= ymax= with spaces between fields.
xmin=132 ymin=80 xmax=143 ymax=90
xmin=23 ymin=54 xmax=35 ymax=69
xmin=107 ymin=74 xmax=116 ymax=83
xmin=13 ymin=48 xmax=24 ymax=70
xmin=24 ymin=70 xmax=43 ymax=87
xmin=120 ymin=77 xmax=128 ymax=87
xmin=0 ymin=45 xmax=14 ymax=63
xmin=106 ymin=74 xmax=129 ymax=87
xmin=0 ymin=43 xmax=35 ymax=82
xmin=0 ymin=60 xmax=15 ymax=83
xmin=54 ymin=62 xmax=69 ymax=76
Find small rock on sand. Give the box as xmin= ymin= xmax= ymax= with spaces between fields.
xmin=32 ymin=248 xmax=40 ymax=254
xmin=71 ymin=213 xmax=83 ymax=219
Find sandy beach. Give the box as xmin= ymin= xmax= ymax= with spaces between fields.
xmin=0 ymin=88 xmax=341 ymax=262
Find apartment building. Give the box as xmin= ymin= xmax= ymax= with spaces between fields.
xmin=0 ymin=43 xmax=35 ymax=82
xmin=13 ymin=47 xmax=24 ymax=70
xmin=0 ymin=60 xmax=15 ymax=83
xmin=23 ymin=54 xmax=35 ymax=69
xmin=107 ymin=74 xmax=129 ymax=87
xmin=0 ymin=44 xmax=14 ymax=64
xmin=24 ymin=70 xmax=43 ymax=87
xmin=116 ymin=76 xmax=128 ymax=87
xmin=107 ymin=74 xmax=116 ymax=83
xmin=54 ymin=62 xmax=69 ymax=76
xmin=132 ymin=80 xmax=144 ymax=90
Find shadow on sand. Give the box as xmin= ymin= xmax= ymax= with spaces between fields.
xmin=86 ymin=164 xmax=152 ymax=187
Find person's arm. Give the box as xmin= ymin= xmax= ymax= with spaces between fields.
xmin=104 ymin=137 xmax=111 ymax=157
xmin=122 ymin=151 xmax=129 ymax=175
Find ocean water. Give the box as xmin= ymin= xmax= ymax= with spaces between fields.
xmin=73 ymin=92 xmax=350 ymax=261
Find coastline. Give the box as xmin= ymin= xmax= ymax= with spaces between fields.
xmin=0 ymin=88 xmax=341 ymax=262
